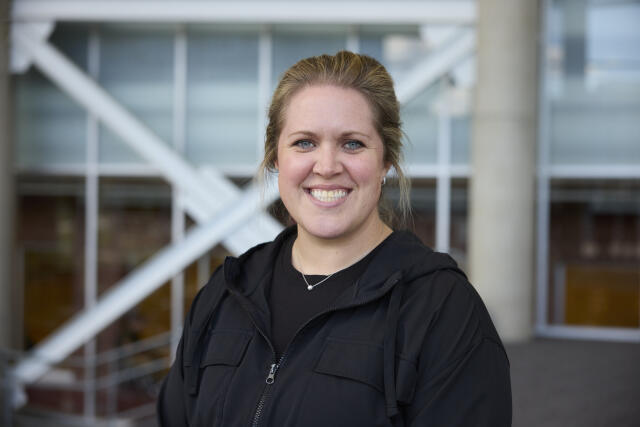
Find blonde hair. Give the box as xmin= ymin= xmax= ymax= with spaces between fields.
xmin=259 ymin=51 xmax=411 ymax=228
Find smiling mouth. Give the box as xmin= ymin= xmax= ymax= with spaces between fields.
xmin=308 ymin=189 xmax=349 ymax=203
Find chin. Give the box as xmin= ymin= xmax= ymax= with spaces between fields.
xmin=298 ymin=221 xmax=352 ymax=241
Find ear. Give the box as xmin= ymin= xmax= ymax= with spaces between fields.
xmin=383 ymin=162 xmax=392 ymax=179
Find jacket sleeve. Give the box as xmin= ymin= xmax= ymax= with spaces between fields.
xmin=403 ymin=271 xmax=512 ymax=427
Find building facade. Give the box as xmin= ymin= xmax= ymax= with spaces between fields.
xmin=3 ymin=0 xmax=639 ymax=424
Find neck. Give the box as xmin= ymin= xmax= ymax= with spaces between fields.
xmin=292 ymin=218 xmax=392 ymax=275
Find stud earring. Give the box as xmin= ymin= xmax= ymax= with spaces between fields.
xmin=382 ymin=176 xmax=386 ymax=186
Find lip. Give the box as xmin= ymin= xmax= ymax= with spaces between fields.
xmin=304 ymin=185 xmax=352 ymax=207
xmin=305 ymin=184 xmax=352 ymax=191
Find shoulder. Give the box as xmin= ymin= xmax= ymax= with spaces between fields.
xmin=384 ymin=232 xmax=486 ymax=327
xmin=397 ymin=269 xmax=509 ymax=389
xmin=392 ymin=242 xmax=506 ymax=366
xmin=403 ymin=267 xmax=501 ymax=342
xmin=185 ymin=264 xmax=227 ymax=330
xmin=186 ymin=226 xmax=295 ymax=327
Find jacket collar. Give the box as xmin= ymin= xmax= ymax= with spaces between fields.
xmin=222 ymin=225 xmax=464 ymax=307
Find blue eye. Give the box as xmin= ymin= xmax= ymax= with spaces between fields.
xmin=344 ymin=140 xmax=364 ymax=150
xmin=294 ymin=140 xmax=314 ymax=149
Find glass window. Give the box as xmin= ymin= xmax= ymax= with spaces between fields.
xmin=16 ymin=177 xmax=86 ymax=350
xmin=187 ymin=29 xmax=259 ymax=167
xmin=546 ymin=0 xmax=640 ymax=165
xmin=14 ymin=27 xmax=88 ymax=169
xmin=401 ymin=83 xmax=440 ymax=165
xmin=361 ymin=27 xmax=473 ymax=167
xmin=548 ymin=180 xmax=640 ymax=328
xmin=95 ymin=178 xmax=172 ymax=416
xmin=97 ymin=177 xmax=171 ymax=344
xmin=406 ymin=179 xmax=437 ymax=247
xmin=450 ymin=178 xmax=469 ymax=269
xmin=98 ymin=27 xmax=174 ymax=164
xmin=360 ymin=25 xmax=432 ymax=82
xmin=183 ymin=216 xmax=232 ymax=315
xmin=451 ymin=116 xmax=471 ymax=165
xmin=272 ymin=26 xmax=347 ymax=86
xmin=15 ymin=176 xmax=87 ymax=419
xmin=97 ymin=178 xmax=171 ymax=293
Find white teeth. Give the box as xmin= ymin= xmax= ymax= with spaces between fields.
xmin=310 ymin=189 xmax=348 ymax=202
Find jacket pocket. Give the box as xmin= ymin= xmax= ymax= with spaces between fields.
xmin=314 ymin=337 xmax=418 ymax=404
xmin=200 ymin=329 xmax=252 ymax=368
xmin=296 ymin=338 xmax=418 ymax=426
xmin=187 ymin=330 xmax=252 ymax=427
xmin=314 ymin=338 xmax=385 ymax=392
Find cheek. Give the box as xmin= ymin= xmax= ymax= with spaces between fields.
xmin=350 ymin=158 xmax=385 ymax=185
xmin=277 ymin=154 xmax=310 ymax=187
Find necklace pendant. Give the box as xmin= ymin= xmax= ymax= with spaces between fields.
xmin=307 ymin=285 xmax=313 ymax=290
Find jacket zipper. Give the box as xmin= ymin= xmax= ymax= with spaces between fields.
xmin=234 ymin=273 xmax=401 ymax=427
xmin=250 ymin=340 xmax=296 ymax=427
xmin=250 ymin=355 xmax=285 ymax=427
xmin=225 ymin=290 xmax=282 ymax=427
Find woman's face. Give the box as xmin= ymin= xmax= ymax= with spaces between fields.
xmin=276 ymin=85 xmax=389 ymax=242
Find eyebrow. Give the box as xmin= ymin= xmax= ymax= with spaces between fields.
xmin=286 ymin=130 xmax=371 ymax=139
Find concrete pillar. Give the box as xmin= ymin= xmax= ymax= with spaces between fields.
xmin=469 ymin=0 xmax=539 ymax=342
xmin=0 ymin=1 xmax=13 ymax=351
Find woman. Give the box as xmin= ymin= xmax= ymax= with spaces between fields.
xmin=158 ymin=51 xmax=511 ymax=426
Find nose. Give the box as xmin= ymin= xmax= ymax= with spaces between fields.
xmin=312 ymin=144 xmax=343 ymax=177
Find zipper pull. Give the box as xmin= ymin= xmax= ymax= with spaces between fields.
xmin=265 ymin=363 xmax=277 ymax=384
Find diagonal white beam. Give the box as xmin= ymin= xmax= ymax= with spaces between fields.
xmin=12 ymin=0 xmax=476 ymax=25
xmin=9 ymin=20 xmax=54 ymax=73
xmin=12 ymin=24 xmax=219 ymax=216
xmin=10 ymin=23 xmax=282 ymax=395
xmin=192 ymin=167 xmax=282 ymax=255
xmin=12 ymin=184 xmax=278 ymax=387
xmin=12 ymin=22 xmax=282 ymax=253
xmin=396 ymin=29 xmax=475 ymax=105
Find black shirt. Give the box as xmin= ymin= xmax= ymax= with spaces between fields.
xmin=269 ymin=233 xmax=388 ymax=357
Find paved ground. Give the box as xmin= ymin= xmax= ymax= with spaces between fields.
xmin=506 ymin=338 xmax=640 ymax=427
xmin=10 ymin=338 xmax=640 ymax=426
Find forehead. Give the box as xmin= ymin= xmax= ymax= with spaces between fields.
xmin=280 ymin=85 xmax=377 ymax=133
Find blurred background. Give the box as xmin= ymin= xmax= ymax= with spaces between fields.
xmin=0 ymin=0 xmax=638 ymax=426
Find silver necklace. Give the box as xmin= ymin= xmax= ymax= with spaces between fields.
xmin=301 ymin=271 xmax=336 ymax=291
xmin=293 ymin=243 xmax=337 ymax=291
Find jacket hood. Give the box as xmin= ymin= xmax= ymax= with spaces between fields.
xmin=223 ymin=225 xmax=465 ymax=303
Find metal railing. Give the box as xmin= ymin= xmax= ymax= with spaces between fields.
xmin=2 ymin=331 xmax=174 ymax=426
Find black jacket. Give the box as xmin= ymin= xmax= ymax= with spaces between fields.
xmin=158 ymin=227 xmax=511 ymax=426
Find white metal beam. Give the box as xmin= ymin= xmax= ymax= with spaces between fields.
xmin=12 ymin=1 xmax=476 ymax=25
xmin=170 ymin=26 xmax=188 ymax=357
xmin=536 ymin=325 xmax=640 ymax=343
xmin=396 ymin=29 xmax=475 ymax=104
xmin=9 ymin=20 xmax=53 ymax=73
xmin=12 ymin=23 xmax=218 ymax=215
xmin=192 ymin=166 xmax=283 ymax=255
xmin=547 ymin=164 xmax=640 ymax=179
xmin=12 ymin=22 xmax=282 ymax=253
xmin=12 ymin=184 xmax=278 ymax=388
xmin=10 ymin=23 xmax=282 ymax=396
xmin=82 ymin=27 xmax=100 ymax=421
